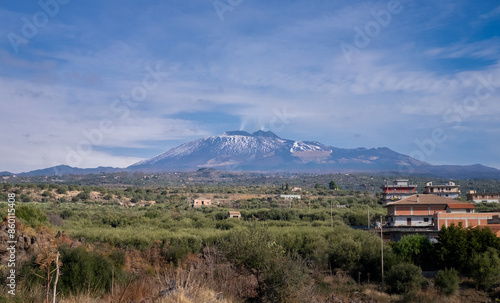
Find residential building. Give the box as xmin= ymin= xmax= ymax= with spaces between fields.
xmin=423 ymin=181 xmax=460 ymax=199
xmin=227 ymin=211 xmax=241 ymax=219
xmin=192 ymin=198 xmax=213 ymax=208
xmin=466 ymin=190 xmax=500 ymax=203
xmin=386 ymin=194 xmax=457 ymax=227
xmin=381 ymin=179 xmax=417 ymax=203
xmin=433 ymin=213 xmax=498 ymax=229
xmin=382 ymin=194 xmax=500 ymax=241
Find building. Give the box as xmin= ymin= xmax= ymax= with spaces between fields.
xmin=481 ymin=215 xmax=500 ymax=237
xmin=386 ymin=194 xmax=460 ymax=227
xmin=227 ymin=211 xmax=241 ymax=219
xmin=381 ymin=179 xmax=417 ymax=203
xmin=423 ymin=181 xmax=460 ymax=199
xmin=291 ymin=187 xmax=302 ymax=192
xmin=466 ymin=190 xmax=500 ymax=203
xmin=279 ymin=194 xmax=301 ymax=200
xmin=433 ymin=212 xmax=498 ymax=229
xmin=192 ymin=198 xmax=213 ymax=208
xmin=382 ymin=194 xmax=500 ymax=241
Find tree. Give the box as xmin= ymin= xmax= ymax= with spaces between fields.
xmin=435 ymin=223 xmax=468 ymax=272
xmin=33 ymin=243 xmax=62 ymax=303
xmin=435 ymin=268 xmax=459 ymax=296
xmin=329 ymin=180 xmax=340 ymax=190
xmin=435 ymin=224 xmax=500 ymax=274
xmin=470 ymin=248 xmax=500 ymax=290
xmin=391 ymin=235 xmax=435 ymax=269
xmin=385 ymin=263 xmax=423 ymax=294
xmin=219 ymin=227 xmax=306 ymax=301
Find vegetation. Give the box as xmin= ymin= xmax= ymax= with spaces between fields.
xmin=435 ymin=268 xmax=459 ymax=296
xmin=0 ymin=178 xmax=499 ymax=302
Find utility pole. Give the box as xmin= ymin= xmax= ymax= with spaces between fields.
xmin=368 ymin=208 xmax=370 ymax=229
xmin=380 ymin=215 xmax=384 ymax=291
xmin=330 ymin=200 xmax=333 ymax=228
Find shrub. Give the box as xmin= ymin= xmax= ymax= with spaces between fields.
xmin=215 ymin=221 xmax=234 ymax=230
xmin=60 ymin=209 xmax=74 ymax=219
xmin=435 ymin=268 xmax=459 ymax=295
xmin=470 ymin=248 xmax=500 ymax=290
xmin=385 ymin=263 xmax=423 ymax=294
xmin=162 ymin=236 xmax=203 ymax=265
xmin=391 ymin=235 xmax=435 ymax=269
xmin=56 ymin=186 xmax=68 ymax=194
xmin=76 ymin=191 xmax=91 ymax=201
xmin=58 ymin=246 xmax=126 ymax=295
xmin=219 ymin=227 xmax=307 ymax=302
xmin=16 ymin=205 xmax=47 ymax=227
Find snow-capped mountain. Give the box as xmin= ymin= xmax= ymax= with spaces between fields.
xmin=128 ymin=130 xmax=429 ymax=173
xmin=9 ymin=130 xmax=500 ymax=178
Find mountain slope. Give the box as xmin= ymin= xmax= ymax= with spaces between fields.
xmin=9 ymin=131 xmax=500 ymax=178
xmin=18 ymin=165 xmax=122 ymax=176
xmin=128 ymin=130 xmax=431 ymax=173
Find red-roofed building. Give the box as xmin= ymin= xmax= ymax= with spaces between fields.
xmin=382 ymin=194 xmax=500 ymax=241
xmin=382 ymin=179 xmax=417 ymax=203
xmin=385 ymin=194 xmax=468 ymax=227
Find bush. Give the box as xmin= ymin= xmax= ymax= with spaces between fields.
xmin=76 ymin=191 xmax=91 ymax=201
xmin=162 ymin=236 xmax=203 ymax=265
xmin=435 ymin=268 xmax=459 ymax=295
xmin=470 ymin=248 xmax=500 ymax=290
xmin=16 ymin=205 xmax=47 ymax=227
xmin=219 ymin=227 xmax=307 ymax=302
xmin=385 ymin=263 xmax=423 ymax=294
xmin=56 ymin=186 xmax=68 ymax=194
xmin=58 ymin=246 xmax=126 ymax=295
xmin=391 ymin=235 xmax=435 ymax=269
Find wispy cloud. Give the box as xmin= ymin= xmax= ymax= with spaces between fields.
xmin=1 ymin=0 xmax=500 ymax=172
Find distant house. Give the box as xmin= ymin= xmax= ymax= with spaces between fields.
xmin=466 ymin=190 xmax=499 ymax=203
xmin=381 ymin=179 xmax=417 ymax=203
xmin=192 ymin=198 xmax=213 ymax=208
xmin=227 ymin=211 xmax=241 ymax=219
xmin=386 ymin=194 xmax=449 ymax=227
xmin=382 ymin=194 xmax=500 ymax=241
xmin=291 ymin=187 xmax=302 ymax=192
xmin=424 ymin=181 xmax=460 ymax=199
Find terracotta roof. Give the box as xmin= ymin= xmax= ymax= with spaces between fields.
xmin=386 ymin=194 xmax=464 ymax=206
xmin=447 ymin=203 xmax=475 ymax=209
xmin=474 ymin=224 xmax=500 ymax=237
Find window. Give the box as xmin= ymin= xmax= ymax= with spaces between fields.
xmin=466 ymin=209 xmax=471 ymax=213
xmin=424 ymin=218 xmax=429 ymax=222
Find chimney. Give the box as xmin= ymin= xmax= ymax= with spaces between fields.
xmin=416 ymin=194 xmax=419 ymax=203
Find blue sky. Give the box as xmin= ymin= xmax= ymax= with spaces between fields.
xmin=1 ymin=0 xmax=499 ymax=173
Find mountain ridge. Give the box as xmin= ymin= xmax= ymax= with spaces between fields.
xmin=127 ymin=130 xmax=500 ymax=178
xmin=5 ymin=131 xmax=500 ymax=179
